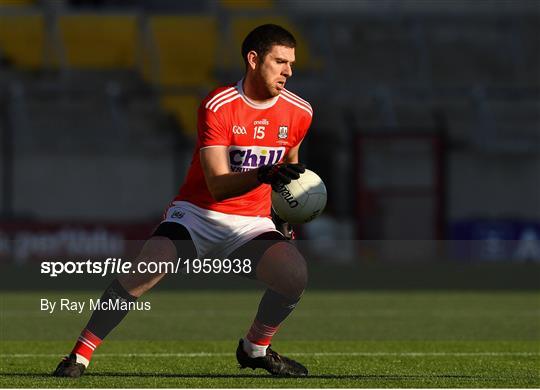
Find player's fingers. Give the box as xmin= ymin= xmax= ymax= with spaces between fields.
xmin=289 ymin=163 xmax=306 ymax=174
xmin=281 ymin=166 xmax=301 ymax=180
xmin=277 ymin=171 xmax=292 ymax=184
xmin=271 ymin=183 xmax=281 ymax=191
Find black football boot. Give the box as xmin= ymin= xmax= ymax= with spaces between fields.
xmin=53 ymin=354 xmax=86 ymax=378
xmin=236 ymin=339 xmax=308 ymax=377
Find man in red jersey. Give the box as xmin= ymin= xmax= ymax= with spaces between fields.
xmin=54 ymin=24 xmax=312 ymax=378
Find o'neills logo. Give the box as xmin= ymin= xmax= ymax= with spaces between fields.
xmin=254 ymin=118 xmax=269 ymax=126
xmin=275 ymin=184 xmax=299 ymax=208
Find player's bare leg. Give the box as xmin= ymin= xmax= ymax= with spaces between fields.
xmin=53 ymin=236 xmax=177 ymax=377
xmin=117 ymin=236 xmax=176 ymax=297
xmin=236 ymin=240 xmax=309 ymax=376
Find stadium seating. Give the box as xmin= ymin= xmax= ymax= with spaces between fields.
xmin=319 ymin=16 xmax=537 ymax=87
xmin=58 ymin=14 xmax=138 ymax=68
xmin=423 ymin=19 xmax=516 ymax=86
xmin=146 ymin=15 xmax=217 ymax=87
xmin=220 ymin=0 xmax=273 ymax=9
xmin=1 ymin=3 xmax=538 ymax=226
xmin=160 ymin=94 xmax=199 ymax=136
xmin=322 ymin=18 xmax=419 ymax=85
xmin=0 ymin=14 xmax=44 ymax=68
xmin=144 ymin=15 xmax=217 ymax=134
xmin=0 ymin=0 xmax=35 ymax=6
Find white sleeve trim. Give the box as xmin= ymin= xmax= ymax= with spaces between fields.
xmin=200 ymin=145 xmax=228 ymax=151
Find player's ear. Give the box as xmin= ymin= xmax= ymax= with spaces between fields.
xmin=247 ymin=50 xmax=258 ymax=71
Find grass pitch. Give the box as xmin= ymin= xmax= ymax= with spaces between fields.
xmin=1 ymin=290 xmax=539 ymax=387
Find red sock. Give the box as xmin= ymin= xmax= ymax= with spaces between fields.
xmin=71 ymin=329 xmax=102 ymax=366
xmin=246 ymin=319 xmax=279 ymax=346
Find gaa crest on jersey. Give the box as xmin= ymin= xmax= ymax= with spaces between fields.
xmin=232 ymin=125 xmax=247 ymax=135
xmin=278 ymin=126 xmax=289 ymax=139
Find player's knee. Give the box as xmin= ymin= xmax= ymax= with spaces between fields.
xmin=257 ymin=242 xmax=308 ymax=299
xmin=278 ymin=259 xmax=307 ymax=299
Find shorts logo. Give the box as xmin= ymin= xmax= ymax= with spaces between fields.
xmin=228 ymin=145 xmax=285 ymax=172
xmin=171 ymin=210 xmax=185 ymax=219
xmin=278 ymin=126 xmax=288 ymax=139
xmin=232 ymin=125 xmax=247 ymax=135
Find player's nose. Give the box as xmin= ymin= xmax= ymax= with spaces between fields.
xmin=282 ymin=64 xmax=292 ymax=78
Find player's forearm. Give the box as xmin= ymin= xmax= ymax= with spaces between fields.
xmin=206 ymin=170 xmax=261 ymax=202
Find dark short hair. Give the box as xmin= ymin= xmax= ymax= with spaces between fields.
xmin=241 ymin=24 xmax=296 ymax=65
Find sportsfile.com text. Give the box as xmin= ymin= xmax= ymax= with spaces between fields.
xmin=40 ymin=258 xmax=252 ymax=277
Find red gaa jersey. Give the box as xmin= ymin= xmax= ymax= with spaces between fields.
xmin=176 ymin=79 xmax=313 ymax=217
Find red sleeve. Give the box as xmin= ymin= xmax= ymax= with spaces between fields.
xmin=197 ymin=103 xmax=230 ymax=148
xmin=293 ymin=111 xmax=312 ymax=148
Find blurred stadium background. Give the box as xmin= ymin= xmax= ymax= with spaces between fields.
xmin=0 ymin=0 xmax=539 ymax=289
xmin=1 ymin=3 xmax=538 ymax=387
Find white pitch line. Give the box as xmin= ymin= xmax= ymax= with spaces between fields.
xmin=0 ymin=352 xmax=538 ymax=358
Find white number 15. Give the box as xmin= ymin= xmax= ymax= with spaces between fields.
xmin=253 ymin=126 xmax=265 ymax=139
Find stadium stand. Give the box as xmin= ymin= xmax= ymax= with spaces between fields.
xmin=0 ymin=1 xmax=538 ymax=232
xmin=146 ymin=15 xmax=217 ymax=87
xmin=423 ymin=18 xmax=518 ymax=86
xmin=0 ymin=14 xmax=44 ymax=68
xmin=0 ymin=0 xmax=35 ymax=6
xmin=58 ymin=14 xmax=138 ymax=68
xmin=160 ymin=94 xmax=199 ymax=136
xmin=142 ymin=15 xmax=217 ymax=133
xmin=220 ymin=0 xmax=273 ymax=9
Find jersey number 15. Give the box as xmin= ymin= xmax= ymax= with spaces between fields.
xmin=253 ymin=126 xmax=265 ymax=140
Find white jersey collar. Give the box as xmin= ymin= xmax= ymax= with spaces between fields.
xmin=236 ymin=79 xmax=279 ymax=109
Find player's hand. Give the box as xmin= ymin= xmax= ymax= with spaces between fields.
xmin=257 ymin=163 xmax=305 ymax=187
xmin=271 ymin=208 xmax=295 ymax=240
